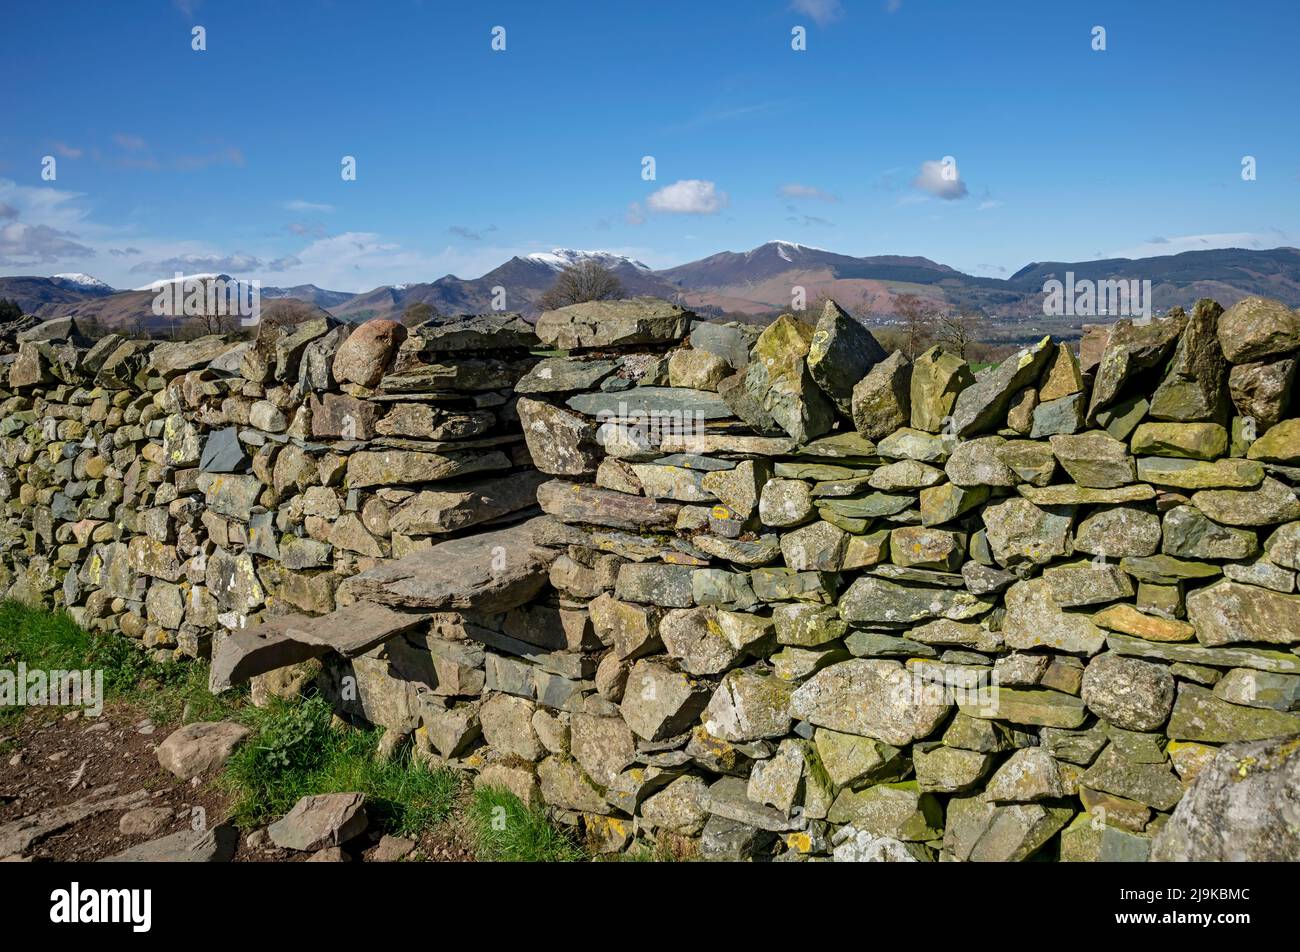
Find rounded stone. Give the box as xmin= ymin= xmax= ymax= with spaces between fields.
xmin=332 ymin=319 xmax=406 ymax=388
xmin=1081 ymin=653 xmax=1175 ymax=732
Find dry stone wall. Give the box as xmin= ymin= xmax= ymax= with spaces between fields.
xmin=0 ymin=310 xmax=542 ymax=655
xmin=2 ymin=293 xmax=1299 ymax=862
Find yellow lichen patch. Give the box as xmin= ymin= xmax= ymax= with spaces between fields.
xmin=784 ymin=831 xmax=813 ymax=854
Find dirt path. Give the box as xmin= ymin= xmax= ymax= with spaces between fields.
xmin=0 ymin=703 xmax=476 ymax=862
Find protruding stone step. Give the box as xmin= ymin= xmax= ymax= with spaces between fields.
xmin=209 ymin=601 xmax=431 ymax=691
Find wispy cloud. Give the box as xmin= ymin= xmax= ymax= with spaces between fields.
xmin=282 ymin=199 xmax=334 ymax=214
xmin=1106 ymin=231 xmax=1290 ymax=260
xmin=129 ymin=251 xmax=299 ymax=275
xmin=792 ymin=0 xmax=844 ymax=27
xmin=285 ymin=221 xmax=327 ymax=239
xmin=48 ymin=142 xmax=83 ymax=160
xmin=113 ymin=133 xmax=148 ymax=152
xmin=646 ymin=180 xmax=728 ymax=215
xmin=781 ymin=183 xmax=840 ymax=203
xmin=786 ymin=213 xmax=835 ymax=227
xmin=174 ymin=146 xmax=244 ymax=171
xmin=666 ymin=99 xmax=788 ymax=133
xmin=448 ymin=224 xmax=498 ymax=241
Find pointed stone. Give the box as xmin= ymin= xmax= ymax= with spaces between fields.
xmin=1087 ymin=313 xmax=1187 ymax=423
xmin=909 ymin=345 xmax=972 ymax=433
xmin=949 ymin=336 xmax=1053 ymax=436
xmin=851 ymin=350 xmax=912 ymax=439
xmin=807 ymin=299 xmax=887 ymax=415
xmin=1038 ymin=342 xmax=1085 ymax=401
xmin=1149 ymin=299 xmax=1228 ymax=422
xmin=744 ymin=315 xmax=835 ymax=442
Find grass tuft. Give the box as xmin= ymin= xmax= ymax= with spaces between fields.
xmin=468 ymin=785 xmax=586 ymax=862
xmin=221 ymin=695 xmax=459 ymax=838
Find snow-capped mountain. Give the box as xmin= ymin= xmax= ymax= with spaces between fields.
xmin=524 ymin=249 xmax=652 ymax=272
xmin=13 ymin=241 xmax=1300 ymax=329
xmin=52 ymin=273 xmax=115 ymax=291
xmin=132 ymin=273 xmax=225 ymax=292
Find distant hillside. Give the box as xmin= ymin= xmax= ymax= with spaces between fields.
xmin=658 ymin=242 xmax=1300 ymax=322
xmin=0 ymin=275 xmax=118 ymax=317
xmin=329 ymin=250 xmax=681 ymax=323
xmin=11 ymin=243 xmax=1300 ymax=334
xmin=261 ymin=283 xmax=355 ymax=310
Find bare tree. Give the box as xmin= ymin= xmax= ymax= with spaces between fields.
xmin=894 ymin=293 xmax=937 ymax=359
xmin=538 ymin=260 xmax=625 ymax=311
xmin=936 ymin=310 xmax=980 ymax=360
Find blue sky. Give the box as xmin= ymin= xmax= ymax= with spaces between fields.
xmin=1 ymin=0 xmax=1297 ymax=292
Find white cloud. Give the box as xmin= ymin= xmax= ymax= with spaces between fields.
xmin=791 ymin=0 xmax=843 ymax=26
xmin=646 ymin=180 xmax=728 ymax=215
xmin=912 ymin=159 xmax=968 ymax=200
xmin=780 ymin=183 xmax=839 ymax=202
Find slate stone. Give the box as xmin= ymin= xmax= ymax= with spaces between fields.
xmin=851 ymin=350 xmax=912 ymax=440
xmin=1216 ymin=295 xmax=1300 ymax=363
xmin=949 ymin=335 xmax=1053 ymax=436
xmin=1087 ymin=313 xmax=1187 ymax=422
xmin=1153 ymin=734 xmax=1300 ymax=860
xmin=198 ymin=426 xmax=246 ymax=473
xmin=806 ymin=299 xmax=886 ymax=415
xmin=535 ymin=297 xmax=692 ymax=349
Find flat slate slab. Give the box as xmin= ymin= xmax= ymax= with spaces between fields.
xmin=566 ymin=387 xmax=733 ymax=421
xmin=338 ymin=518 xmax=558 ymax=613
xmin=209 ymin=602 xmax=431 ymax=691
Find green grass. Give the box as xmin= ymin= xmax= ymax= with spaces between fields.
xmin=468 ymin=785 xmax=586 ymax=862
xmin=0 ymin=599 xmax=245 ymax=725
xmin=221 ymin=695 xmax=460 ymax=838
xmin=1 ymin=601 xmax=599 ymax=861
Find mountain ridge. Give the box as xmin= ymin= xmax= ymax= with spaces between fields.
xmin=5 ymin=242 xmax=1300 ymax=332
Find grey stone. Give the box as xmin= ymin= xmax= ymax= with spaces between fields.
xmin=949 ymin=335 xmax=1053 ymax=436
xmin=535 ymin=297 xmax=692 ymax=349
xmin=1153 ymin=734 xmax=1300 ymax=860
xmin=1081 ymin=653 xmax=1175 ymax=731
xmin=807 ymin=299 xmax=886 ymax=415
xmin=790 ymin=658 xmax=951 ymax=746
xmin=268 ymin=792 xmax=368 ymax=851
